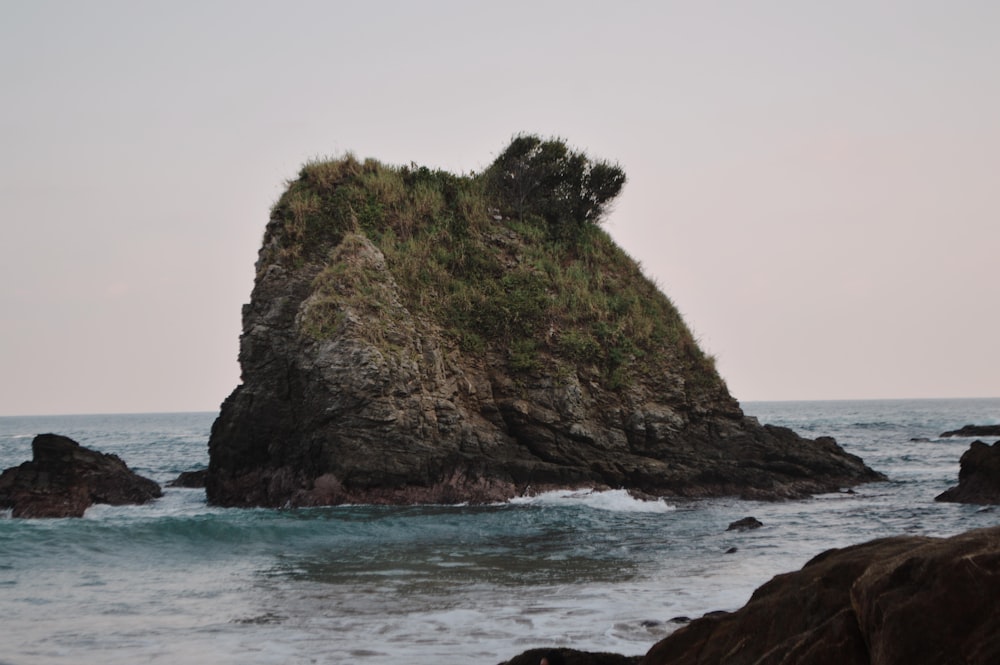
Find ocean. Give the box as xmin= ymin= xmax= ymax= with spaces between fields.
xmin=1 ymin=398 xmax=998 ymax=664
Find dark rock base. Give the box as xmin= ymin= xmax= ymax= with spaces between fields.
xmin=936 ymin=440 xmax=1000 ymax=504
xmin=501 ymin=526 xmax=1000 ymax=665
xmin=0 ymin=433 xmax=162 ymax=518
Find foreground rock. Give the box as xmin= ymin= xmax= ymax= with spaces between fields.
xmin=935 ymin=440 xmax=1000 ymax=504
xmin=207 ymin=146 xmax=883 ymax=507
xmin=503 ymin=526 xmax=1000 ymax=665
xmin=0 ymin=434 xmax=162 ymax=517
xmin=940 ymin=424 xmax=1000 ymax=438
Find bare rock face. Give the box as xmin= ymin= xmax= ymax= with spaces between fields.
xmin=206 ymin=153 xmax=884 ymax=508
xmin=0 ymin=433 xmax=162 ymax=518
xmin=504 ymin=526 xmax=1000 ymax=665
xmin=637 ymin=526 xmax=1000 ymax=665
xmin=935 ymin=440 xmax=1000 ymax=504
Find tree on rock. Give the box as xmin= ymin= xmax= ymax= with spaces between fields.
xmin=485 ymin=134 xmax=626 ymax=241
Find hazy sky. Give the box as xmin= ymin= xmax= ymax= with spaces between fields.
xmin=2 ymin=1 xmax=997 ymax=416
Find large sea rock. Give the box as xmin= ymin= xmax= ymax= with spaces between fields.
xmin=936 ymin=439 xmax=1000 ymax=504
xmin=0 ymin=433 xmax=162 ymax=518
xmin=206 ymin=146 xmax=883 ymax=507
xmin=501 ymin=526 xmax=1000 ymax=665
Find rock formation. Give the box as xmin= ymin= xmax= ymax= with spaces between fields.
xmin=502 ymin=649 xmax=639 ymax=665
xmin=0 ymin=433 xmax=162 ymax=518
xmin=207 ymin=140 xmax=883 ymax=507
xmin=935 ymin=440 xmax=1000 ymax=504
xmin=167 ymin=469 xmax=208 ymax=488
xmin=940 ymin=424 xmax=1000 ymax=438
xmin=501 ymin=526 xmax=1000 ymax=665
xmin=726 ymin=516 xmax=763 ymax=531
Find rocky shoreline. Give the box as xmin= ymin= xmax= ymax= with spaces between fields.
xmin=500 ymin=526 xmax=1000 ymax=665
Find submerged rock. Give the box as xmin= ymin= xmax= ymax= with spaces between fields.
xmin=0 ymin=433 xmax=162 ymax=518
xmin=499 ymin=648 xmax=640 ymax=665
xmin=726 ymin=516 xmax=763 ymax=531
xmin=207 ymin=143 xmax=884 ymax=508
xmin=935 ymin=440 xmax=1000 ymax=504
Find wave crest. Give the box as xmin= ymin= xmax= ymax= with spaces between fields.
xmin=510 ymin=488 xmax=676 ymax=513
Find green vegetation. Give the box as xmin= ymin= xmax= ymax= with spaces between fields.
xmin=264 ymin=135 xmax=721 ymax=395
xmin=483 ymin=133 xmax=626 ymax=242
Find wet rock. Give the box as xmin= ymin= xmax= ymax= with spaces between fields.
xmin=167 ymin=469 xmax=208 ymax=488
xmin=726 ymin=516 xmax=763 ymax=531
xmin=939 ymin=424 xmax=1000 ymax=438
xmin=0 ymin=433 xmax=161 ymax=518
xmin=639 ymin=526 xmax=1000 ymax=665
xmin=499 ymin=648 xmax=640 ymax=665
xmin=935 ymin=440 xmax=1000 ymax=504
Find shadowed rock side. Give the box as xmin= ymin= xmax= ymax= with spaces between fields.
xmin=168 ymin=469 xmax=208 ymax=488
xmin=0 ymin=433 xmax=162 ymax=518
xmin=501 ymin=526 xmax=1000 ymax=665
xmin=207 ymin=149 xmax=883 ymax=508
xmin=936 ymin=440 xmax=1000 ymax=504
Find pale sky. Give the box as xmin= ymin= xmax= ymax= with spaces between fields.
xmin=2 ymin=1 xmax=997 ymax=416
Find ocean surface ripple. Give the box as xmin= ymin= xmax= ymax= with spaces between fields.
xmin=1 ymin=398 xmax=998 ymax=664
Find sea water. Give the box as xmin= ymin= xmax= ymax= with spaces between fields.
xmin=1 ymin=399 xmax=998 ymax=664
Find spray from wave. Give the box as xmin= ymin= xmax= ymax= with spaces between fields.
xmin=509 ymin=488 xmax=676 ymax=513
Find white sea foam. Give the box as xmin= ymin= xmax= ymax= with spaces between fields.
xmin=509 ymin=488 xmax=676 ymax=513
xmin=4 ymin=401 xmax=1000 ymax=665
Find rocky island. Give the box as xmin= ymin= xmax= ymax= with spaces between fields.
xmin=207 ymin=135 xmax=883 ymax=507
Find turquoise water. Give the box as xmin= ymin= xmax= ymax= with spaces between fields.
xmin=1 ymin=399 xmax=998 ymax=664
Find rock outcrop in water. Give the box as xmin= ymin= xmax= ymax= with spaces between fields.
xmin=503 ymin=649 xmax=639 ymax=665
xmin=206 ymin=138 xmax=883 ymax=508
xmin=501 ymin=526 xmax=1000 ymax=665
xmin=939 ymin=424 xmax=1000 ymax=438
xmin=0 ymin=433 xmax=162 ymax=518
xmin=168 ymin=469 xmax=208 ymax=488
xmin=935 ymin=440 xmax=1000 ymax=504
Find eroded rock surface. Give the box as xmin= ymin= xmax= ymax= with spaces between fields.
xmin=207 ymin=155 xmax=884 ymax=507
xmin=206 ymin=234 xmax=881 ymax=507
xmin=0 ymin=433 xmax=162 ymax=518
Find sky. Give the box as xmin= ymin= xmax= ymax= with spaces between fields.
xmin=2 ymin=1 xmax=997 ymax=416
